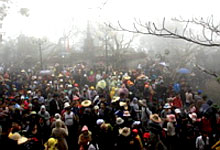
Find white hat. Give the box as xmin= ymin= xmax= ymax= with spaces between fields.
xmin=27 ymin=90 xmax=32 ymax=94
xmin=21 ymin=95 xmax=25 ymax=100
xmin=55 ymin=113 xmax=61 ymax=120
xmin=64 ymin=102 xmax=70 ymax=109
xmin=67 ymin=84 xmax=72 ymax=88
xmin=123 ymin=111 xmax=131 ymax=117
xmin=28 ymin=103 xmax=33 ymax=107
xmin=132 ymin=121 xmax=141 ymax=126
xmin=112 ymin=96 xmax=120 ymax=103
xmin=163 ymin=103 xmax=171 ymax=109
xmin=175 ymin=108 xmax=181 ymax=114
xmin=116 ymin=117 xmax=124 ymax=125
xmin=21 ymin=69 xmax=25 ymax=73
xmin=119 ymin=102 xmax=127 ymax=107
xmin=96 ymin=119 xmax=105 ymax=125
xmin=93 ymin=105 xmax=99 ymax=110
xmin=40 ymin=105 xmax=46 ymax=110
xmin=189 ymin=113 xmax=197 ymax=121
xmin=33 ymin=96 xmax=38 ymax=99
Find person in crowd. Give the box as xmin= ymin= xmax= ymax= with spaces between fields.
xmin=51 ymin=120 xmax=68 ymax=150
xmin=196 ymin=131 xmax=210 ymax=150
xmin=0 ymin=121 xmax=18 ymax=149
xmin=130 ymin=97 xmax=141 ymax=120
xmin=185 ymin=89 xmax=194 ymax=107
xmin=78 ymin=125 xmax=92 ymax=150
xmin=0 ymin=63 xmax=219 ymax=150
xmin=38 ymin=105 xmax=50 ymax=126
xmin=172 ymin=93 xmax=183 ymax=109
xmin=139 ymin=99 xmax=152 ymax=130
xmin=166 ymin=114 xmax=177 ymax=150
xmin=44 ymin=137 xmax=58 ymax=150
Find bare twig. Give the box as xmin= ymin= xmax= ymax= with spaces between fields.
xmin=107 ymin=17 xmax=220 ymax=47
xmin=195 ymin=64 xmax=219 ymax=78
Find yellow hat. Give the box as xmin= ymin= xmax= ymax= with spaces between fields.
xmin=47 ymin=138 xmax=58 ymax=147
xmin=58 ymin=73 xmax=63 ymax=78
xmin=9 ymin=132 xmax=28 ymax=145
xmin=119 ymin=101 xmax=127 ymax=107
xmin=111 ymin=87 xmax=116 ymax=90
xmin=123 ymin=76 xmax=131 ymax=80
xmin=9 ymin=132 xmax=20 ymax=140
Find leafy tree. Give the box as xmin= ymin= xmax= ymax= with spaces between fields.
xmin=0 ymin=0 xmax=10 ymax=21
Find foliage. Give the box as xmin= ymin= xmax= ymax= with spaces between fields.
xmin=0 ymin=0 xmax=10 ymax=21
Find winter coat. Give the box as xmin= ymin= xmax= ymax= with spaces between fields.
xmin=52 ymin=121 xmax=68 ymax=150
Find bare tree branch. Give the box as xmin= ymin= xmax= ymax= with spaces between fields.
xmin=108 ymin=17 xmax=220 ymax=47
xmin=195 ymin=64 xmax=219 ymax=79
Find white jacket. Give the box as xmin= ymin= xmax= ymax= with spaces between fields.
xmin=195 ymin=135 xmax=209 ymax=150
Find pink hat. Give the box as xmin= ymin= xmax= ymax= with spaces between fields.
xmin=73 ymin=96 xmax=79 ymax=101
xmin=167 ymin=114 xmax=176 ymax=122
xmin=81 ymin=125 xmax=88 ymax=132
xmin=74 ymin=83 xmax=79 ymax=87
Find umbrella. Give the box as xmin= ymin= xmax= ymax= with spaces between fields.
xmin=177 ymin=68 xmax=190 ymax=74
xmin=39 ymin=70 xmax=53 ymax=75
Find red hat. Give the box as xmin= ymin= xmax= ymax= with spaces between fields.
xmin=9 ymin=96 xmax=15 ymax=99
xmin=143 ymin=132 xmax=150 ymax=139
xmin=74 ymin=83 xmax=79 ymax=87
xmin=144 ymin=84 xmax=149 ymax=88
xmin=132 ymin=129 xmax=138 ymax=134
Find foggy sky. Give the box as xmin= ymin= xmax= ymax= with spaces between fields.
xmin=2 ymin=0 xmax=220 ymax=41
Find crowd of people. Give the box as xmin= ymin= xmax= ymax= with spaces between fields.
xmin=0 ymin=63 xmax=219 ymax=150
